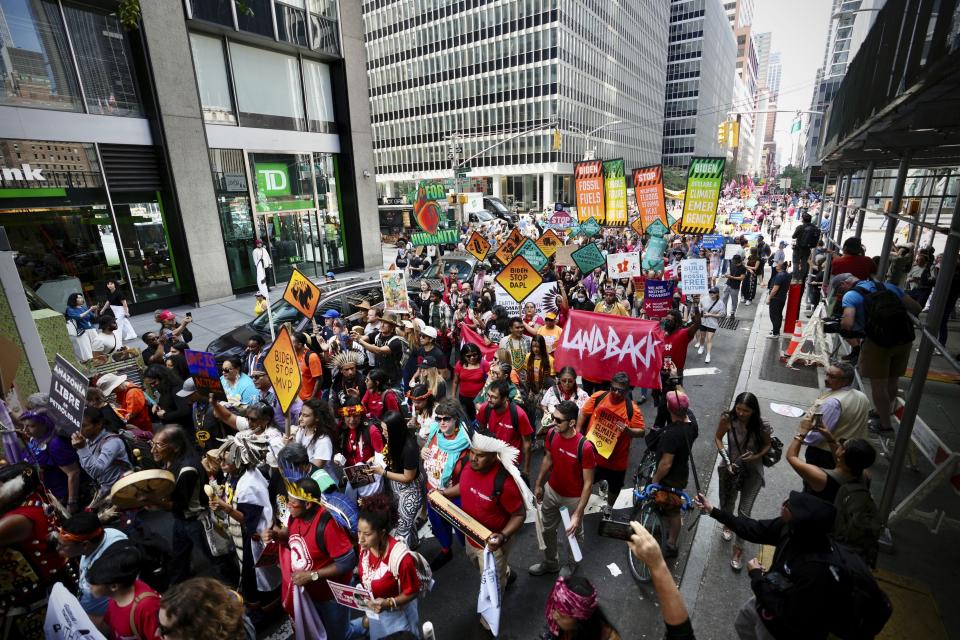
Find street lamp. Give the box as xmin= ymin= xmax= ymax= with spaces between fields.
xmin=566 ymin=119 xmax=624 ymax=160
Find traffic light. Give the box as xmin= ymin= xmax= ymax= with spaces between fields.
xmin=728 ymin=121 xmax=740 ymax=149
xmin=552 ymin=128 xmax=562 ymax=151
xmin=717 ymin=122 xmax=727 ymax=146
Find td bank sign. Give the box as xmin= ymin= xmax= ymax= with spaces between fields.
xmin=1 ymin=163 xmax=46 ymax=182
xmin=255 ymin=163 xmax=291 ymax=197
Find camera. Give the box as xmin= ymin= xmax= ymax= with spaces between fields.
xmin=822 ymin=319 xmax=841 ymax=334
xmin=597 ymin=517 xmax=634 ymax=541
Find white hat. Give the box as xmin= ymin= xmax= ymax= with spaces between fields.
xmin=420 ymin=325 xmax=438 ymax=339
xmin=96 ymin=373 xmax=127 ymax=396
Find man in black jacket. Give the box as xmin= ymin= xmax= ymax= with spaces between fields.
xmin=694 ymin=490 xmax=840 ymax=640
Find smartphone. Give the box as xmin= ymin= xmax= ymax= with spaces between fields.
xmin=812 ymin=412 xmax=824 ymax=429
xmin=185 ymin=312 xmax=192 ymax=318
xmin=597 ymin=517 xmax=634 ymax=541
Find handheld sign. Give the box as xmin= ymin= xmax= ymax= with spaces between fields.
xmin=465 ymin=231 xmax=491 ymax=262
xmin=680 ymin=259 xmax=709 ymax=295
xmin=184 ymin=349 xmax=227 ymax=401
xmin=571 ymin=242 xmax=606 ymax=275
xmin=679 ymin=157 xmax=725 ymax=235
xmin=577 ymin=217 xmax=602 ymax=238
xmin=535 ymin=229 xmax=562 ymax=257
xmin=606 ymin=251 xmax=642 ymax=279
xmin=282 ymin=268 xmax=321 ymax=320
xmin=263 ymin=326 xmax=302 ymax=431
xmin=515 ymin=238 xmax=549 ymax=272
xmin=494 ymin=255 xmax=543 ymax=303
xmin=49 ymin=355 xmax=88 ymax=434
xmin=494 ymin=230 xmax=524 ymax=265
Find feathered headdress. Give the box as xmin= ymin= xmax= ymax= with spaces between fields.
xmin=330 ymin=350 xmax=364 ymax=370
xmin=279 ymin=459 xmax=323 ymax=506
xmin=337 ymin=404 xmax=366 ymax=418
xmin=470 ymin=431 xmax=545 ymax=551
xmin=217 ymin=431 xmax=269 ymax=470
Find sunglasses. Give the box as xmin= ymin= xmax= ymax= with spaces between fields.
xmin=251 ymin=373 xmax=265 ymax=379
xmin=610 ymin=386 xmax=629 ymax=394
xmin=436 ymin=415 xmax=455 ymax=422
xmin=222 ymin=367 xmax=234 ymax=373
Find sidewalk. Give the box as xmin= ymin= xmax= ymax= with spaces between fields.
xmin=681 ymin=294 xmax=956 ymax=638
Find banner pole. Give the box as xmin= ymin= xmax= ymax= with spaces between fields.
xmin=284 ymin=409 xmax=291 ymax=438
xmin=266 ymin=299 xmax=276 ymax=342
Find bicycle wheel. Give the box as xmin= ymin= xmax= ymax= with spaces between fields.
xmin=628 ymin=504 xmax=665 ymax=583
xmin=632 ymin=450 xmax=657 ymax=508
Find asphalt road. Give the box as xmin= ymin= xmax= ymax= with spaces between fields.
xmin=413 ymin=304 xmax=757 ymax=639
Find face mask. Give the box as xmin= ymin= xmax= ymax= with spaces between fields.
xmin=575 ymin=295 xmax=586 ymax=302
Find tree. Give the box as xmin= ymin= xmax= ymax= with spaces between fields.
xmin=778 ymin=165 xmax=808 ymax=189
xmin=662 ymin=167 xmax=687 ymax=191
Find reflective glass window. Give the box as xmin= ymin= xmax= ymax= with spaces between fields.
xmin=229 ymin=42 xmax=306 ymax=131
xmin=303 ymin=58 xmax=335 ymax=133
xmin=189 ymin=33 xmax=235 ymax=124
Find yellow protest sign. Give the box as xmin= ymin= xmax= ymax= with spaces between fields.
xmin=465 ymin=231 xmax=491 ymax=262
xmin=282 ymin=268 xmax=321 ymax=319
xmin=494 ymin=231 xmax=524 ymax=265
xmin=585 ymin=410 xmax=625 ymax=459
xmin=263 ymin=326 xmax=302 ymax=415
xmin=494 ymin=255 xmax=543 ymax=303
xmin=535 ymin=229 xmax=562 ymax=257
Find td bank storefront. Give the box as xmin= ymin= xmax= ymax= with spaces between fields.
xmin=210 ymin=149 xmax=347 ymax=290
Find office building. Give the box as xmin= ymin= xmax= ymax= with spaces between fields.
xmin=725 ymin=0 xmax=753 ymax=30
xmin=731 ymin=25 xmax=758 ymax=176
xmin=800 ymin=0 xmax=885 ymax=175
xmin=0 ymin=0 xmax=379 ymax=310
xmin=663 ymin=0 xmax=737 ymax=168
xmin=750 ymin=31 xmax=771 ymax=177
xmin=363 ymin=0 xmax=668 ymax=210
xmin=762 ymin=51 xmax=781 ymax=174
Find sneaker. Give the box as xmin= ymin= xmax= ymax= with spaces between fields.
xmin=506 ymin=567 xmax=517 ymax=589
xmin=697 ymin=344 xmax=704 ymax=354
xmin=744 ymin=300 xmax=751 ymax=306
xmin=705 ymin=353 xmax=711 ymax=363
xmin=693 ymin=342 xmax=701 ymax=349
xmin=766 ymin=332 xmax=780 ymax=339
xmin=560 ymin=562 xmax=579 ymax=578
xmin=528 ymin=562 xmax=560 ymax=576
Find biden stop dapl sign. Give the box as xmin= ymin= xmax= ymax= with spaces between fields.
xmin=495 ymin=255 xmax=543 ymax=304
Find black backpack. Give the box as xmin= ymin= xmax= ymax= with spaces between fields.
xmin=854 ymin=281 xmax=915 ymax=347
xmin=797 ymin=224 xmax=821 ymax=249
xmin=546 ymin=429 xmax=588 ymax=463
xmin=595 ymin=390 xmax=635 ymax=422
xmin=827 ymin=471 xmax=881 ymax=567
xmin=810 ymin=543 xmax=893 ymax=640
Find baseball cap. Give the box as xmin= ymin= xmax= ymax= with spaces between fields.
xmin=323 ymin=309 xmax=341 ymax=319
xmin=708 ymin=286 xmax=719 ymax=294
xmin=157 ymin=309 xmax=176 ymax=321
xmin=326 ymin=271 xmax=335 ymax=278
xmin=420 ymin=325 xmax=438 ymax=339
xmin=545 ymin=311 xmax=558 ymax=320
xmin=418 ymin=356 xmax=438 ymax=369
xmin=830 ymin=273 xmax=857 ymax=291
xmin=177 ymin=378 xmax=198 ymax=398
xmin=666 ymin=391 xmax=690 ymax=414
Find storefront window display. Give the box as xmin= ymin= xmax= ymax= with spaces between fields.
xmin=314 ymin=153 xmax=345 ymax=269
xmin=210 ymin=149 xmax=256 ymax=290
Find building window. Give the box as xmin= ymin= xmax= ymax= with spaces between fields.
xmin=189 ymin=33 xmax=236 ymax=124
xmin=188 ymin=0 xmax=235 ymax=28
xmin=209 ymin=148 xmax=256 ymax=290
xmin=303 ymin=59 xmax=335 ymax=133
xmin=229 ymin=42 xmax=306 ymax=130
xmin=276 ymin=0 xmax=309 ymax=48
xmin=236 ymin=0 xmax=274 ymax=38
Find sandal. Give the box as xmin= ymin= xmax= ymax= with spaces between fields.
xmin=721 ymin=527 xmax=733 ymax=541
xmin=730 ymin=548 xmax=743 ymax=572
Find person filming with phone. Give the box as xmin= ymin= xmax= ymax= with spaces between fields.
xmin=796 ymin=361 xmax=869 ymax=470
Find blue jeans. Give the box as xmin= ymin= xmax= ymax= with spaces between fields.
xmin=427 ymin=496 xmax=464 ymax=551
xmin=317 ymin=596 xmax=351 ymax=640
xmin=346 ymin=599 xmax=420 ymax=639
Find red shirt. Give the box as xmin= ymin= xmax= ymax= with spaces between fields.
xmin=104 ymin=580 xmax=161 ymax=640
xmin=546 ymin=429 xmax=597 ymax=498
xmin=459 ymin=463 xmax=524 ymax=548
xmin=477 ymin=401 xmax=533 ymax=459
xmin=116 ymin=386 xmax=152 ymax=432
xmin=581 ymin=392 xmax=645 ymax=471
xmin=362 ymin=389 xmax=401 ymax=421
xmin=284 ymin=506 xmax=354 ymax=609
xmin=832 ymin=254 xmax=876 ymax=281
xmin=454 ymin=361 xmax=489 ymax=398
xmin=663 ymin=328 xmax=693 ymax=371
xmin=359 ymin=537 xmax=420 ymax=598
xmin=342 ymin=424 xmax=383 ymax=466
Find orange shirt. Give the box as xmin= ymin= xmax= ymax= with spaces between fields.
xmin=116 ymin=386 xmax=152 ymax=432
xmin=298 ymin=350 xmax=323 ymax=400
xmin=581 ymin=392 xmax=645 ymax=471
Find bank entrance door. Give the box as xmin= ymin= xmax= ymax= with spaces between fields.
xmin=256 ymin=209 xmax=325 ymax=285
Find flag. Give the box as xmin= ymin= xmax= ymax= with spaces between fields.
xmin=790 ymin=119 xmax=801 ymax=134
xmin=460 ymin=325 xmax=499 ymax=364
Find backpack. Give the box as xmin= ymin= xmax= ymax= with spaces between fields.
xmin=478 ymin=401 xmax=520 ymax=434
xmin=809 ymin=543 xmax=893 ymax=639
xmin=314 ymin=503 xmax=358 ymax=552
xmin=595 ymin=390 xmax=635 ymax=422
xmin=128 ymin=590 xmax=160 ymax=640
xmin=797 ymin=224 xmax=821 ymax=249
xmin=854 ymin=281 xmax=915 ymax=347
xmin=386 ymin=539 xmax=435 ymax=599
xmin=384 ymin=387 xmax=410 ymax=421
xmin=546 ymin=429 xmax=588 ymax=463
xmin=827 ymin=471 xmax=881 ymax=567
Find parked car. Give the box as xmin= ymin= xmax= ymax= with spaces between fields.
xmin=468 ymin=210 xmax=496 ymax=224
xmin=206 ymin=277 xmax=382 ymax=361
xmin=483 ymin=196 xmax=518 ymax=224
xmin=407 ymin=251 xmax=478 ymax=293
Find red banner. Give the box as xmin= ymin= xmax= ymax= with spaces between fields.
xmin=554 ymin=310 xmax=665 ymax=389
xmin=460 ymin=324 xmax=499 ymax=364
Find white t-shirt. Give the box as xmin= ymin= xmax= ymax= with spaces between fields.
xmin=91 ymin=332 xmax=120 ymax=354
xmin=295 ymin=428 xmax=333 ymax=463
xmin=699 ymin=297 xmax=726 ymax=330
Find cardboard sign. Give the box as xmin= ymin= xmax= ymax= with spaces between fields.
xmin=282 ymin=268 xmax=321 ymax=319
xmin=45 ymin=582 xmax=108 ymax=640
xmin=49 ymin=355 xmax=88 ymax=434
xmin=577 ymin=217 xmax=602 ymax=238
xmin=554 ymin=244 xmax=578 ymax=268
xmin=680 ymin=259 xmax=709 ymax=295
xmin=515 ymin=238 xmax=549 ymax=272
xmin=548 ymin=210 xmax=575 ymax=229
xmin=494 ymin=255 xmax=543 ymax=303
xmin=380 ymin=270 xmax=412 ymax=314
xmin=328 ymin=581 xmax=379 ymax=616
xmin=535 ymin=229 xmax=562 ymax=257
xmin=724 ymin=243 xmax=741 ymax=260
xmin=571 ymin=243 xmax=606 ymax=275
xmin=586 ymin=410 xmax=623 ymax=459
xmin=466 ymin=231 xmax=491 ymax=261
xmin=679 ymin=157 xmax=725 ymax=234
xmin=494 ymin=281 xmax=560 ymax=319
xmin=263 ymin=326 xmax=302 ymax=414
xmin=606 ymin=251 xmax=642 ymax=279
xmin=184 ymin=349 xmax=227 ymax=401
xmin=574 ymin=160 xmax=605 ymax=222
xmin=494 ymin=229 xmax=524 ymax=265
xmin=603 ymin=159 xmax=628 ymax=226
xmin=701 ymin=234 xmax=725 ymax=250
xmin=633 ymin=165 xmax=668 ymax=231
xmin=643 ymin=280 xmax=675 ymax=318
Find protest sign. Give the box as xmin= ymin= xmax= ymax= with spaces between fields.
xmin=329 ymin=581 xmax=379 ymax=618
xmin=554 ymin=310 xmax=664 ymax=388
xmin=515 ymin=238 xmax=549 ymax=272
xmin=465 ymin=231 xmax=491 ymax=261
xmin=49 ymin=355 xmax=87 ymax=434
xmin=724 ymin=243 xmax=741 ymax=260
xmin=282 ymin=268 xmax=321 ymax=319
xmin=412 ymin=182 xmax=444 ymax=234
xmin=548 ymin=210 xmax=575 ymax=229
xmin=535 ymin=229 xmax=562 ymax=257
xmin=494 ymin=281 xmax=560 ymax=319
xmin=554 ymin=244 xmax=578 ymax=268
xmin=571 ymin=243 xmax=606 ymax=275
xmin=494 ymin=228 xmax=524 ymax=264
xmin=680 ymin=259 xmax=709 ymax=295
xmin=606 ymin=251 xmax=642 ymax=279
xmin=679 ymin=157 xmax=725 ymax=234
xmin=701 ymin=234 xmax=725 ymax=250
xmin=574 ymin=160 xmax=605 ymax=222
xmin=729 ymin=211 xmax=745 ymax=224
xmin=603 ymin=159 xmax=628 ymax=225
xmin=576 ymin=217 xmax=602 ymax=238
xmin=184 ymin=349 xmax=227 ymax=401
xmin=379 ymin=270 xmax=412 ymax=314
xmin=643 ymin=280 xmax=675 ymax=318
xmin=494 ymin=255 xmax=542 ymax=303
xmin=262 ymin=326 xmax=301 ymax=415
xmin=632 ymin=165 xmax=668 ymax=231
xmin=45 ymin=582 xmax=107 ymax=640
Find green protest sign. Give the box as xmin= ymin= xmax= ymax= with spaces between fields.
xmin=515 ymin=238 xmax=549 ymax=272
xmin=571 ymin=242 xmax=605 ymax=274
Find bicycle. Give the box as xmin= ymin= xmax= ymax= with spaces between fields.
xmin=627 ymin=483 xmax=693 ymax=583
xmin=632 ymin=448 xmax=658 ymax=509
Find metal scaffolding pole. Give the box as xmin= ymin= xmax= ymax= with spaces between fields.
xmin=877 ymin=155 xmax=911 ymax=280
xmin=822 ymin=172 xmax=848 ymax=284
xmin=878 ymin=204 xmax=960 ymax=531
xmin=855 ymin=162 xmax=875 ymax=238
xmin=816 ymin=173 xmax=832 ymax=227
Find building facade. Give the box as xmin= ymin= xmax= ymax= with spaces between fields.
xmin=0 ymin=0 xmax=379 ymax=312
xmin=662 ymin=0 xmax=737 ymax=168
xmin=731 ymin=25 xmax=757 ymax=176
xmin=362 ymin=0 xmax=668 ymax=210
xmin=763 ymin=50 xmax=781 ymax=174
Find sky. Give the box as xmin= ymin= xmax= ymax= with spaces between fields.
xmin=752 ymin=0 xmax=834 ymax=167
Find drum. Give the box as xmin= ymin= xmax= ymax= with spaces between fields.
xmin=109 ymin=469 xmax=175 ymax=509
